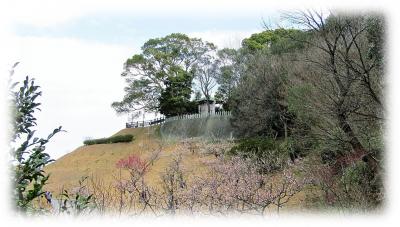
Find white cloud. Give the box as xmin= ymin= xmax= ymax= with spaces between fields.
xmin=1 ymin=0 xmax=270 ymax=28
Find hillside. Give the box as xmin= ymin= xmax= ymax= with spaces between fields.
xmin=44 ymin=125 xmax=216 ymax=193
xmin=44 ymin=125 xmax=317 ymax=213
xmin=11 ymin=9 xmax=384 ymax=216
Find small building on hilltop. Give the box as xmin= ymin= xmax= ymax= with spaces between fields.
xmin=198 ymin=99 xmax=215 ymax=114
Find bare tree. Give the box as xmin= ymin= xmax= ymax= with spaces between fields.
xmin=194 ymin=56 xmax=218 ymax=114
xmin=283 ymin=10 xmax=383 ymax=171
xmin=159 ymin=154 xmax=186 ymax=215
xmin=183 ymin=157 xmax=306 ymax=215
xmin=214 ymin=48 xmax=246 ymax=110
xmin=113 ymin=150 xmax=161 ymax=215
xmin=230 ymin=52 xmax=292 ymax=138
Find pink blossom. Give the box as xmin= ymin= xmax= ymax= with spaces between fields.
xmin=116 ymin=155 xmax=146 ymax=172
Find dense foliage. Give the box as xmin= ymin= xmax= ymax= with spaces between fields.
xmin=228 ymin=12 xmax=384 ymax=210
xmin=158 ymin=68 xmax=197 ymax=116
xmin=112 ymin=33 xmax=215 ymax=117
xmin=241 ymin=28 xmax=308 ymax=54
xmin=230 ymin=52 xmax=294 ymax=138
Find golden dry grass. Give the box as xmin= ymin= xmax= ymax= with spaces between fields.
xmin=44 ymin=126 xmax=215 ymax=193
xmin=44 ymin=126 xmax=319 ymax=212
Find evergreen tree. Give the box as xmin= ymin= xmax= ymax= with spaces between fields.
xmin=158 ymin=68 xmax=196 ymax=117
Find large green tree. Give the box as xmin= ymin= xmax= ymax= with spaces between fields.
xmin=158 ymin=67 xmax=197 ymax=117
xmin=112 ymin=33 xmax=216 ymax=114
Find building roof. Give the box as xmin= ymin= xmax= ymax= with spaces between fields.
xmin=197 ymin=99 xmax=215 ymax=105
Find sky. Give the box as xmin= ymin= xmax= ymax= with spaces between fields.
xmin=1 ymin=0 xmax=400 ymax=226
xmin=1 ymin=1 xmax=279 ymax=160
xmin=0 ymin=1 xmax=344 ymax=160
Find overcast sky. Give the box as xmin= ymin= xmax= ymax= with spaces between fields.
xmin=0 ymin=1 xmax=278 ymax=159
xmin=0 ymin=0 xmax=399 ymax=162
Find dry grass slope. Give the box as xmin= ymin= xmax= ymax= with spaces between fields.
xmin=44 ymin=125 xmax=318 ymax=212
xmin=44 ymin=126 xmax=214 ymax=193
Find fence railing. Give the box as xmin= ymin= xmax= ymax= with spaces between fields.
xmin=126 ymin=117 xmax=165 ymax=128
xmin=126 ymin=111 xmax=231 ymax=128
xmin=164 ymin=111 xmax=231 ymax=123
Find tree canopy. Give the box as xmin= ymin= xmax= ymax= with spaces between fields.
xmin=241 ymin=28 xmax=307 ymax=54
xmin=112 ymin=33 xmax=216 ymax=115
xmin=158 ymin=67 xmax=197 ymax=117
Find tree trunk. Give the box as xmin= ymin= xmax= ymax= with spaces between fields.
xmin=337 ymin=112 xmax=378 ymax=172
xmin=206 ymin=94 xmax=211 ymax=115
xmin=283 ymin=120 xmax=288 ymax=141
xmin=337 ymin=113 xmax=364 ymax=152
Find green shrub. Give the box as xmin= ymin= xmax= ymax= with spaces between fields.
xmin=339 ymin=161 xmax=383 ymax=209
xmin=319 ymin=128 xmax=352 ymax=165
xmin=10 ymin=69 xmax=63 ymax=212
xmin=83 ymin=134 xmax=134 ymax=145
xmin=109 ymin=135 xmax=134 ymax=143
xmin=228 ymin=137 xmax=288 ymax=173
xmin=60 ymin=177 xmax=96 ymax=215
